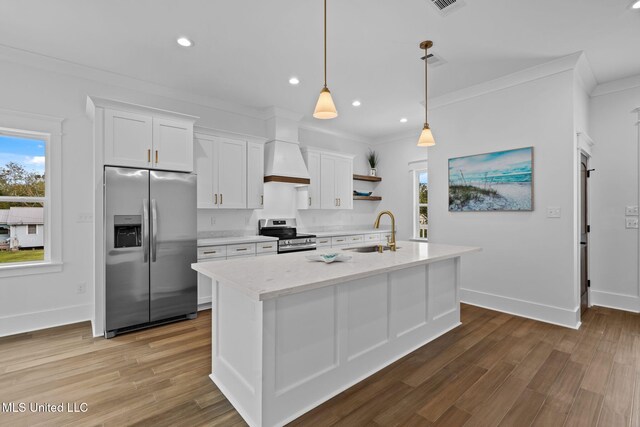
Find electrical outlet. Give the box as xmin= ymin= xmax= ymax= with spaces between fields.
xmin=77 ymin=282 xmax=87 ymax=294
xmin=626 ymin=217 xmax=639 ymax=229
xmin=547 ymin=207 xmax=561 ymax=218
xmin=626 ymin=206 xmax=639 ymax=216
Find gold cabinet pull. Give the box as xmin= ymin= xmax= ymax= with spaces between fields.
xmin=309 ymin=197 xmax=311 ymax=206
xmin=220 ymin=194 xmax=223 ymax=205
xmin=262 ymin=245 xmax=273 ymax=249
xmin=147 ymin=149 xmax=151 ymax=163
xmin=155 ymin=150 xmax=158 ymax=163
xmin=214 ymin=194 xmax=218 ymax=205
xmin=203 ymin=251 xmax=217 ymax=254
xmin=261 ymin=195 xmax=264 ymax=206
xmin=236 ymin=248 xmax=247 ymax=251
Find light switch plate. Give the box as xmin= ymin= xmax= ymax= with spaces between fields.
xmin=547 ymin=207 xmax=561 ymax=218
xmin=625 ymin=206 xmax=639 ymax=216
xmin=626 ymin=217 xmax=639 ymax=229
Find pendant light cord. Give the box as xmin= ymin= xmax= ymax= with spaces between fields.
xmin=424 ymin=46 xmax=428 ymax=124
xmin=324 ymin=0 xmax=327 ymax=88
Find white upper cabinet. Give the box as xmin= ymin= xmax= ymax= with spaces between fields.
xmin=306 ymin=151 xmax=321 ymax=209
xmin=299 ymin=148 xmax=353 ymax=210
xmin=320 ymin=154 xmax=337 ymax=209
xmin=195 ymin=135 xmax=257 ymax=210
xmin=335 ymin=156 xmax=353 ymax=210
xmin=247 ymin=141 xmax=265 ymax=209
xmin=217 ymin=138 xmax=247 ymax=209
xmin=152 ymin=118 xmax=193 ymax=172
xmin=104 ymin=109 xmax=153 ymax=169
xmin=99 ymin=100 xmax=197 ymax=172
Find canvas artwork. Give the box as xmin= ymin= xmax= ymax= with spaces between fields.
xmin=448 ymin=147 xmax=533 ymax=211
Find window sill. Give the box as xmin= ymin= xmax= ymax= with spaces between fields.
xmin=410 ymin=238 xmax=429 ymax=243
xmin=0 ymin=261 xmax=63 ymax=278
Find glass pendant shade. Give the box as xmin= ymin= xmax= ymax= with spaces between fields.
xmin=313 ymin=87 xmax=338 ymax=119
xmin=417 ymin=123 xmax=435 ymax=147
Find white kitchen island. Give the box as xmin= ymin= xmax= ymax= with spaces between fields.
xmin=192 ymin=241 xmax=480 ymax=427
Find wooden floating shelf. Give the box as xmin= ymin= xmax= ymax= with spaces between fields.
xmin=353 ymin=174 xmax=382 ymax=182
xmin=353 ymin=196 xmax=382 ymax=201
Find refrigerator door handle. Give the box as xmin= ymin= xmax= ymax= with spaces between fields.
xmin=142 ymin=199 xmax=149 ymax=263
xmin=151 ymin=199 xmax=158 ymax=262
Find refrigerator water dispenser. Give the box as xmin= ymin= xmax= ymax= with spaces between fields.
xmin=114 ymin=215 xmax=142 ymax=248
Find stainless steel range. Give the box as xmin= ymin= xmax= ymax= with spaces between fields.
xmin=258 ymin=218 xmax=316 ymax=254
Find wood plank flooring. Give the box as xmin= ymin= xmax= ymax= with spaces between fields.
xmin=0 ymin=304 xmax=638 ymax=426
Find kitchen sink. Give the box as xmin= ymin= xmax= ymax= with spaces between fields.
xmin=342 ymin=245 xmax=400 ymax=253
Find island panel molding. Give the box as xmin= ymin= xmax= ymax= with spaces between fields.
xmin=194 ymin=241 xmax=479 ymax=426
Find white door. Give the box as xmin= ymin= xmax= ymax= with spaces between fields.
xmin=307 ymin=151 xmax=321 ymax=209
xmin=247 ymin=142 xmax=264 ymax=209
xmin=195 ymin=137 xmax=216 ymax=209
xmin=104 ymin=109 xmax=152 ymax=168
xmin=152 ymin=118 xmax=193 ymax=172
xmin=217 ymin=138 xmax=247 ymax=209
xmin=335 ymin=157 xmax=353 ymax=210
xmin=320 ymin=154 xmax=337 ymax=209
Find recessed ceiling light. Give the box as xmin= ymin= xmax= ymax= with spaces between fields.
xmin=351 ymin=100 xmax=362 ymax=107
xmin=400 ymin=118 xmax=408 ymax=123
xmin=177 ymin=37 xmax=193 ymax=47
xmin=289 ymin=77 xmax=300 ymax=85
xmin=633 ymin=0 xmax=640 ymax=9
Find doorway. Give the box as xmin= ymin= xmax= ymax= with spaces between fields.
xmin=579 ymin=153 xmax=590 ymax=314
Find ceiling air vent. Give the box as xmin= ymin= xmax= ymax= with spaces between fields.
xmin=428 ymin=0 xmax=466 ymax=16
xmin=421 ymin=53 xmax=448 ymax=67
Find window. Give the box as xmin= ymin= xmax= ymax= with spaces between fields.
xmin=0 ymin=110 xmax=61 ymax=275
xmin=414 ymin=169 xmax=428 ymax=240
xmin=0 ymin=133 xmax=46 ymax=263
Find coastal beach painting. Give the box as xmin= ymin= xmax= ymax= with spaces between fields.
xmin=448 ymin=147 xmax=533 ymax=211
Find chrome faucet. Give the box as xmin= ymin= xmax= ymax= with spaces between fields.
xmin=374 ymin=210 xmax=396 ymax=251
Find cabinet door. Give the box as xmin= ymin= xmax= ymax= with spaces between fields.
xmin=335 ymin=156 xmax=353 ymax=210
xmin=104 ymin=109 xmax=152 ymax=168
xmin=247 ymin=142 xmax=264 ymax=209
xmin=195 ymin=138 xmax=216 ymax=209
xmin=217 ymin=138 xmax=247 ymax=209
xmin=306 ymin=151 xmax=322 ymax=209
xmin=320 ymin=154 xmax=337 ymax=209
xmin=152 ymin=118 xmax=193 ymax=172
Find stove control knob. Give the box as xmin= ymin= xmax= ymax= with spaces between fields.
xmin=284 ymin=240 xmax=290 ymax=245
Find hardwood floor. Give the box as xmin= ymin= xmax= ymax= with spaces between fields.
xmin=0 ymin=304 xmax=638 ymax=426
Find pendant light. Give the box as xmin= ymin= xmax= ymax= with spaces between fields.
xmin=313 ymin=0 xmax=338 ymax=119
xmin=417 ymin=40 xmax=435 ymax=147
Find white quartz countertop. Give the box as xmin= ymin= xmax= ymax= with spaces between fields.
xmin=192 ymin=241 xmax=481 ymax=301
xmin=198 ymin=235 xmax=278 ymax=247
xmin=306 ymin=228 xmax=392 ymax=238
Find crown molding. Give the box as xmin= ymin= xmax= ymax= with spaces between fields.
xmin=0 ymin=43 xmax=266 ymax=121
xmin=87 ymin=96 xmax=199 ymax=122
xmin=429 ymin=52 xmax=583 ymax=111
xmin=592 ymin=73 xmax=640 ymax=98
xmin=575 ymin=53 xmax=598 ymax=94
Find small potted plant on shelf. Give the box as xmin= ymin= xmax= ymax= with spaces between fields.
xmin=367 ymin=149 xmax=379 ymax=176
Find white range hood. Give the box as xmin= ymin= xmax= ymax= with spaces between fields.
xmin=262 ymin=107 xmax=310 ymax=185
xmin=264 ymin=140 xmax=310 ymax=184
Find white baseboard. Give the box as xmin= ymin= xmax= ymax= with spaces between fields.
xmin=460 ymin=288 xmax=580 ymax=329
xmin=590 ymin=290 xmax=640 ymax=313
xmin=198 ymin=296 xmax=212 ymax=309
xmin=0 ymin=304 xmax=92 ymax=337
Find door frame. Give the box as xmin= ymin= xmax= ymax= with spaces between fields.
xmin=575 ymin=132 xmax=594 ymax=324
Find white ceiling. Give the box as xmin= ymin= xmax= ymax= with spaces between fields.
xmin=1 ymin=0 xmax=639 ymax=140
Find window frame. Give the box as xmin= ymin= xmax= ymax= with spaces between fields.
xmin=413 ymin=168 xmax=429 ymax=241
xmin=0 ymin=109 xmax=63 ymax=277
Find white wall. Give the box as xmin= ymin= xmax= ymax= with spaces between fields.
xmin=0 ymin=55 xmax=375 ymax=337
xmin=378 ymin=70 xmax=580 ymax=328
xmin=589 ymin=83 xmax=640 ymax=312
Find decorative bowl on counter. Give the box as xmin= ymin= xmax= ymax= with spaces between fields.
xmin=306 ymin=253 xmax=352 ymax=263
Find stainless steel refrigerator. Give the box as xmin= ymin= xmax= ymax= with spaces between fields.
xmin=104 ymin=166 xmax=197 ymax=338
